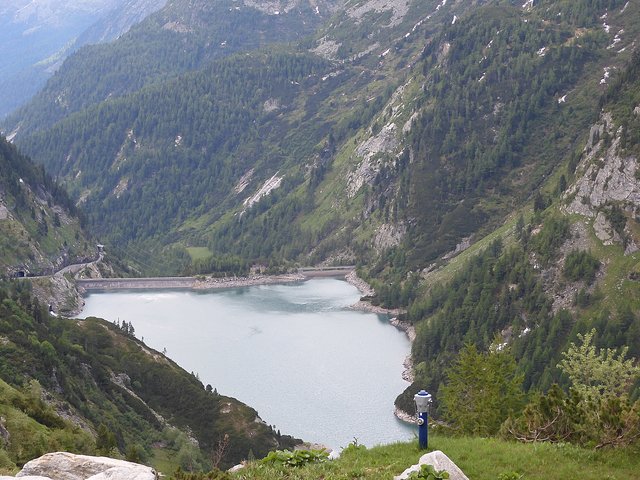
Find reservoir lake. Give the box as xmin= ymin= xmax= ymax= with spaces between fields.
xmin=80 ymin=278 xmax=414 ymax=450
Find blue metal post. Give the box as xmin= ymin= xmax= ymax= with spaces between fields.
xmin=414 ymin=390 xmax=431 ymax=450
xmin=418 ymin=410 xmax=428 ymax=449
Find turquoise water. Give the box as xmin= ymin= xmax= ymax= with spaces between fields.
xmin=80 ymin=278 xmax=414 ymax=449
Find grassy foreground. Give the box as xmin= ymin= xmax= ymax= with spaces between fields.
xmin=232 ymin=435 xmax=640 ymax=480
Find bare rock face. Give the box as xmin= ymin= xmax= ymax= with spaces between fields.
xmin=11 ymin=452 xmax=157 ymax=480
xmin=394 ymin=450 xmax=469 ymax=480
xmin=563 ymin=112 xmax=640 ymax=253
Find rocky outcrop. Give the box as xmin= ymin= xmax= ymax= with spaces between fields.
xmin=30 ymin=275 xmax=84 ymax=317
xmin=564 ymin=112 xmax=639 ymax=252
xmin=3 ymin=452 xmax=157 ymax=480
xmin=347 ymin=0 xmax=410 ymax=27
xmin=348 ymin=123 xmax=399 ymax=198
xmin=565 ymin=113 xmax=640 ymax=216
xmin=395 ymin=450 xmax=469 ymax=480
xmin=373 ymin=223 xmax=407 ymax=251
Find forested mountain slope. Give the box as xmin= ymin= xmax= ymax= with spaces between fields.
xmin=396 ymin=45 xmax=640 ymax=415
xmin=6 ymin=0 xmax=495 ymax=273
xmin=2 ymin=0 xmax=340 ymax=138
xmin=0 ymin=136 xmax=94 ymax=277
xmin=0 ymin=280 xmax=297 ymax=474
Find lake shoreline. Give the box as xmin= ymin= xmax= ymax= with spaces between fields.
xmin=80 ymin=277 xmax=414 ymax=448
xmin=75 ymin=270 xmax=418 ymax=426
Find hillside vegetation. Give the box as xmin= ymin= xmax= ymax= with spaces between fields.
xmin=0 ymin=136 xmax=94 ymax=277
xmin=230 ymin=437 xmax=640 ymax=480
xmin=0 ymin=279 xmax=297 ymax=474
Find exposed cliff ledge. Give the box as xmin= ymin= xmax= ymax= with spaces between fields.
xmin=563 ymin=111 xmax=640 ymax=253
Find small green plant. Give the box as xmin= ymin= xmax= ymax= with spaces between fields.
xmin=407 ymin=464 xmax=450 ymax=480
xmin=260 ymin=449 xmax=328 ymax=468
xmin=498 ymin=472 xmax=523 ymax=480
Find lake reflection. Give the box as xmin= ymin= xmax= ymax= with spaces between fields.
xmin=81 ymin=278 xmax=413 ymax=449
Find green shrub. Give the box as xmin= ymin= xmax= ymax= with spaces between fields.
xmin=260 ymin=449 xmax=328 ymax=468
xmin=563 ymin=250 xmax=600 ymax=284
xmin=407 ymin=464 xmax=450 ymax=480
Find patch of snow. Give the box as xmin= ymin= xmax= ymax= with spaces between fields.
xmin=537 ymin=46 xmax=546 ymax=56
xmin=435 ymin=0 xmax=447 ymax=12
xmin=600 ymin=66 xmax=611 ymax=85
xmin=18 ymin=178 xmax=24 ymax=184
xmin=522 ymin=0 xmax=534 ymax=9
xmin=558 ymin=94 xmax=567 ymax=104
xmin=603 ymin=22 xmax=610 ymax=33
xmin=451 ymin=15 xmax=457 ymax=25
xmin=478 ymin=73 xmax=486 ymax=82
xmin=495 ymin=342 xmax=508 ymax=352
xmin=321 ymin=70 xmax=343 ymax=81
xmin=315 ymin=5 xmax=319 ymax=15
xmin=243 ymin=173 xmax=282 ymax=210
xmin=6 ymin=125 xmax=20 ymax=142
xmin=607 ymin=29 xmax=623 ymax=49
xmin=412 ymin=17 xmax=427 ymax=33
xmin=174 ymin=135 xmax=182 ymax=147
xmin=621 ymin=2 xmax=629 ymax=13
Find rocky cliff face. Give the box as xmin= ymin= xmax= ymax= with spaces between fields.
xmin=564 ymin=111 xmax=640 ymax=254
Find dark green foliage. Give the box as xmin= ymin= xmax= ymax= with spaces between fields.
xmin=96 ymin=424 xmax=117 ymax=455
xmin=604 ymin=205 xmax=627 ymax=239
xmin=563 ymin=250 xmax=600 ymax=284
xmin=407 ymin=464 xmax=450 ymax=480
xmin=404 ymin=241 xmax=552 ymax=395
xmin=530 ymin=216 xmax=570 ymax=264
xmin=403 ymin=3 xmax=602 ymax=266
xmin=260 ymin=449 xmax=328 ymax=468
xmin=440 ymin=344 xmax=524 ymax=436
xmin=16 ymin=51 xmax=332 ymax=273
xmin=503 ymin=387 xmax=640 ymax=449
xmin=501 ymin=384 xmax=585 ymax=444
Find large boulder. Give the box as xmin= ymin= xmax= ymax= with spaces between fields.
xmin=2 ymin=452 xmax=157 ymax=480
xmin=394 ymin=450 xmax=469 ymax=480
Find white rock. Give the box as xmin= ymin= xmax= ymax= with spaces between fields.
xmin=1 ymin=477 xmax=52 ymax=480
xmin=394 ymin=450 xmax=469 ymax=480
xmin=16 ymin=453 xmax=156 ymax=480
